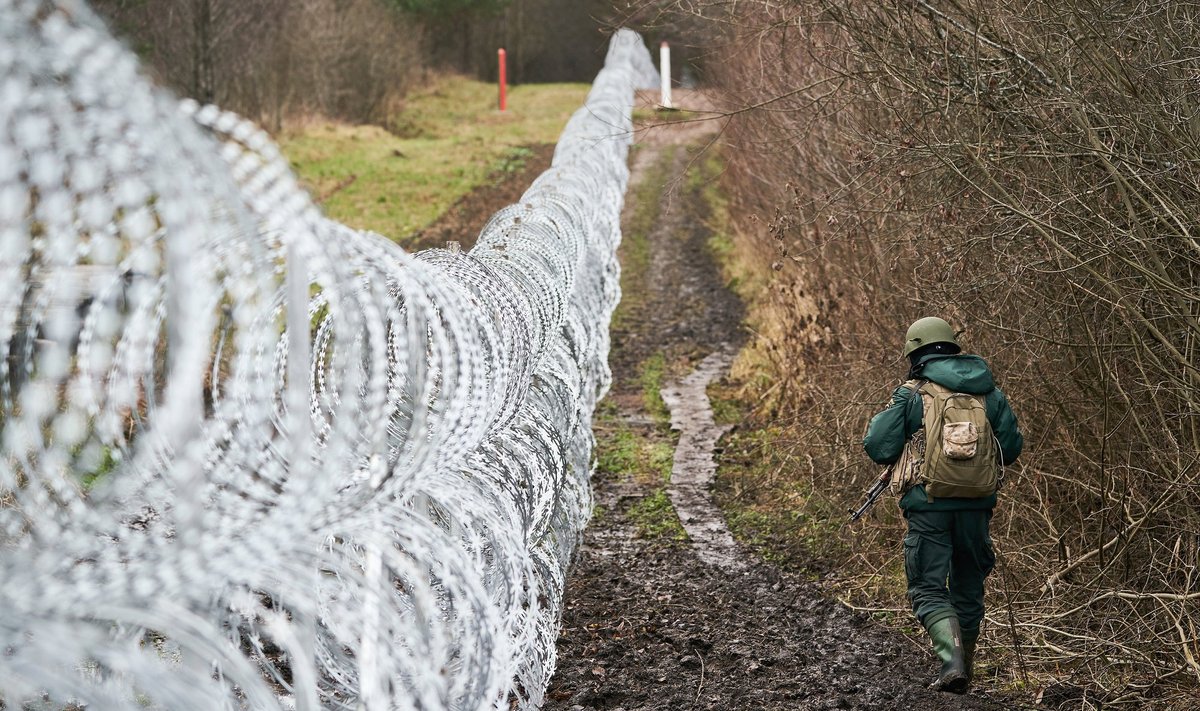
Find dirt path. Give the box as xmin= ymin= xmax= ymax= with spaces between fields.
xmin=541 ymin=93 xmax=1016 ymax=711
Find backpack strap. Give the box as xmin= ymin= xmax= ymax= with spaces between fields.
xmin=901 ymin=378 xmax=928 ymax=441
xmin=887 ymin=379 xmax=928 ymax=497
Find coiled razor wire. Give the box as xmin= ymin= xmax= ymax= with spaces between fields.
xmin=0 ymin=1 xmax=658 ymax=708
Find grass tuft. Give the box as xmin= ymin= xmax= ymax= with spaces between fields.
xmin=639 ymin=352 xmax=669 ymax=425
xmin=628 ymin=489 xmax=688 ymax=542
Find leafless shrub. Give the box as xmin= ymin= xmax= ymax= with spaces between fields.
xmin=92 ymin=0 xmax=422 ymax=129
xmin=662 ymin=0 xmax=1200 ymax=705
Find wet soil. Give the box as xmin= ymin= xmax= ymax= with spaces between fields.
xmin=660 ymin=350 xmax=744 ymax=572
xmin=542 ymin=93 xmax=1018 ymax=711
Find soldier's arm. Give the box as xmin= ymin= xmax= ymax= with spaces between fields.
xmin=988 ymin=388 xmax=1024 ymax=465
xmin=863 ymin=384 xmax=920 ymax=465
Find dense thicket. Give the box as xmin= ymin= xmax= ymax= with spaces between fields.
xmin=92 ymin=0 xmax=424 ymax=129
xmin=667 ymin=0 xmax=1199 ymax=706
xmin=402 ymin=0 xmax=620 ymax=84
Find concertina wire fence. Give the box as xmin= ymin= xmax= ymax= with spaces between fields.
xmin=0 ymin=1 xmax=659 ymax=708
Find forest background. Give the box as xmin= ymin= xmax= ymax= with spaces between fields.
xmin=91 ymin=0 xmax=699 ymax=130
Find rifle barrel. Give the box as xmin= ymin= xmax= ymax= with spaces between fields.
xmin=848 ymin=474 xmax=890 ymax=522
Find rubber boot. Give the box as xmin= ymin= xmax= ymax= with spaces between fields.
xmin=961 ymin=628 xmax=979 ymax=690
xmin=926 ymin=616 xmax=967 ymax=693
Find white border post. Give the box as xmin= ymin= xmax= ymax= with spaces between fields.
xmin=660 ymin=41 xmax=673 ymax=109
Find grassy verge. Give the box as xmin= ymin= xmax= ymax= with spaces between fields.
xmin=280 ymin=77 xmax=588 ymax=244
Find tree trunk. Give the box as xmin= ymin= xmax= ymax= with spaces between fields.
xmin=192 ymin=0 xmax=214 ymax=104
xmin=460 ymin=11 xmax=470 ymax=74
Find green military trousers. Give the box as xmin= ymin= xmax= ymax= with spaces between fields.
xmin=902 ymin=507 xmax=996 ymax=635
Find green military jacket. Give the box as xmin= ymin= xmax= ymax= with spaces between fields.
xmin=863 ymin=354 xmax=1023 ymax=511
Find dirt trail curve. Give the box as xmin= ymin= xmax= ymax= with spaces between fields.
xmin=542 ymin=91 xmax=1015 ymax=711
xmin=660 ymin=349 xmax=744 ymax=572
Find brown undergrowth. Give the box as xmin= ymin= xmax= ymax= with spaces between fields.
xmin=669 ymin=1 xmax=1200 ymax=707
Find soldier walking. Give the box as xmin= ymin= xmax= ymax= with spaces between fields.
xmin=863 ymin=317 xmax=1023 ymax=693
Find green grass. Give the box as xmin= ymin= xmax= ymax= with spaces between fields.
xmin=492 ymin=146 xmax=535 ymax=175
xmin=593 ymin=411 xmax=685 ymax=542
xmin=639 ymin=352 xmax=669 ymax=425
xmin=628 ymin=488 xmax=687 ymax=542
xmin=280 ymin=77 xmax=588 ymax=245
xmin=591 ymin=352 xmax=686 ymax=543
xmin=714 ymin=425 xmax=854 ymax=568
xmin=610 ymin=145 xmax=674 ymax=334
xmin=595 ymin=424 xmax=642 ymax=475
xmin=594 ymin=414 xmax=673 ymax=489
xmin=76 ymin=444 xmax=120 ymax=492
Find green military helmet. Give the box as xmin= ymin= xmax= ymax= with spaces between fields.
xmin=903 ymin=316 xmax=959 ymax=357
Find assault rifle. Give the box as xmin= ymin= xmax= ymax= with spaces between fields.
xmin=848 ymin=465 xmax=894 ymax=522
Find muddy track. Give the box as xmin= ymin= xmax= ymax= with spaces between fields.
xmin=660 ymin=350 xmax=744 ymax=572
xmin=542 ymin=93 xmax=1017 ymax=711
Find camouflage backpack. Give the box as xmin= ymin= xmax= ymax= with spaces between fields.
xmin=894 ymin=379 xmax=1001 ymax=499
